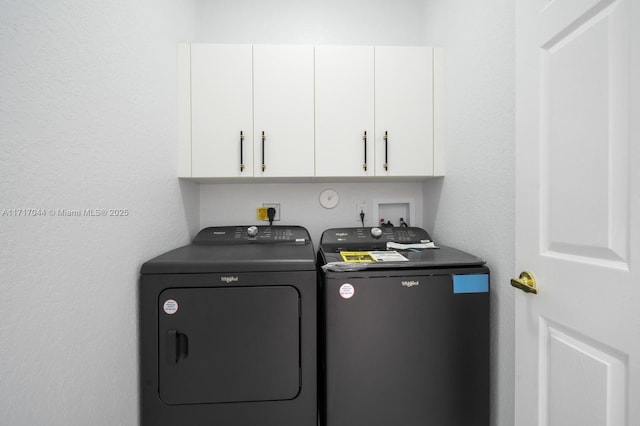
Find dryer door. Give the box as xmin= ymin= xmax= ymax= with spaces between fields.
xmin=158 ymin=286 xmax=300 ymax=405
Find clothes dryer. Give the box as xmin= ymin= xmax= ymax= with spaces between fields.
xmin=139 ymin=226 xmax=317 ymax=426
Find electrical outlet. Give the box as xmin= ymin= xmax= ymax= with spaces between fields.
xmin=262 ymin=203 xmax=281 ymax=221
xmin=356 ymin=202 xmax=367 ymax=223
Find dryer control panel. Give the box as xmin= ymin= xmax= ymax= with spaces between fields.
xmin=194 ymin=226 xmax=310 ymax=244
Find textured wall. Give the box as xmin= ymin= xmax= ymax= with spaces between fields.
xmin=195 ymin=0 xmax=428 ymax=45
xmin=0 ymin=1 xmax=198 ymax=425
xmin=200 ymin=182 xmax=425 ymax=245
xmin=422 ymin=1 xmax=516 ymax=425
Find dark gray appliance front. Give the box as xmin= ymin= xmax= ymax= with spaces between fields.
xmin=139 ymin=226 xmax=317 ymax=426
xmin=318 ymin=227 xmax=490 ymax=426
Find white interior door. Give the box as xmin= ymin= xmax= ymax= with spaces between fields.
xmin=515 ymin=0 xmax=639 ymax=425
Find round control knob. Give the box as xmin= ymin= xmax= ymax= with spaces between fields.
xmin=247 ymin=226 xmax=259 ymax=237
xmin=370 ymin=227 xmax=383 ymax=239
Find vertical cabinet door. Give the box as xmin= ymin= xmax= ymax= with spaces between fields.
xmin=191 ymin=44 xmax=254 ymax=178
xmin=315 ymin=46 xmax=375 ymax=177
xmin=253 ymin=45 xmax=315 ymax=177
xmin=375 ymin=46 xmax=434 ymax=176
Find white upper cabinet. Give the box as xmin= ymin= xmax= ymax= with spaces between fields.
xmin=315 ymin=46 xmax=375 ymax=177
xmin=375 ymin=46 xmax=435 ymax=176
xmin=315 ymin=46 xmax=442 ymax=177
xmin=253 ymin=45 xmax=315 ymax=177
xmin=178 ymin=44 xmax=444 ymax=180
xmin=189 ymin=44 xmax=254 ymax=178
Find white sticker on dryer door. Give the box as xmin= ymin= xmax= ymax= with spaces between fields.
xmin=339 ymin=283 xmax=355 ymax=299
xmin=163 ymin=299 xmax=178 ymax=315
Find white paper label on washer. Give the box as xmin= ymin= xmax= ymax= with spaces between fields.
xmin=339 ymin=283 xmax=355 ymax=299
xmin=163 ymin=299 xmax=178 ymax=315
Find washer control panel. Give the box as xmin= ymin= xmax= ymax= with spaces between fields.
xmin=319 ymin=227 xmax=431 ymax=252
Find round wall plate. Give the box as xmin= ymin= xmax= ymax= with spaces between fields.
xmin=319 ymin=188 xmax=340 ymax=209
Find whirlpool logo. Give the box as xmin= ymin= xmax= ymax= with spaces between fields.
xmin=221 ymin=276 xmax=239 ymax=284
xmin=401 ymin=280 xmax=420 ymax=288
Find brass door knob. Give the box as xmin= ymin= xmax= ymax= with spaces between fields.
xmin=511 ymin=271 xmax=538 ymax=294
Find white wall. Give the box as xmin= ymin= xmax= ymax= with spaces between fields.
xmin=0 ymin=1 xmax=198 ymax=425
xmin=195 ymin=0 xmax=428 ymax=45
xmin=422 ymin=2 xmax=516 ymax=426
xmin=200 ymin=182 xmax=425 ymax=244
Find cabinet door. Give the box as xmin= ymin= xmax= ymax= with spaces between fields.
xmin=253 ymin=45 xmax=315 ymax=177
xmin=315 ymin=46 xmax=375 ymax=177
xmin=191 ymin=44 xmax=254 ymax=177
xmin=375 ymin=46 xmax=434 ymax=176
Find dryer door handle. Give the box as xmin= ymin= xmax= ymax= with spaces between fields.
xmin=165 ymin=330 xmax=189 ymax=364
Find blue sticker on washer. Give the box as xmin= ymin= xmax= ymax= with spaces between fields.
xmin=453 ymin=274 xmax=489 ymax=294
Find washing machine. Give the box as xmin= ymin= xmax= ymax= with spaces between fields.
xmin=318 ymin=227 xmax=489 ymax=426
xmin=139 ymin=225 xmax=317 ymax=426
